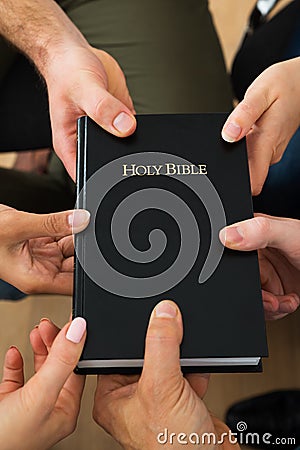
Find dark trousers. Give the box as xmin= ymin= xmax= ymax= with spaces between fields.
xmin=0 ymin=0 xmax=232 ymax=213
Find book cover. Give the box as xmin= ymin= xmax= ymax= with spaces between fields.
xmin=74 ymin=114 xmax=268 ymax=374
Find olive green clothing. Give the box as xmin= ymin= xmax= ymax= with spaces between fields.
xmin=61 ymin=0 xmax=232 ymax=113
xmin=0 ymin=0 xmax=232 ymax=213
xmin=1 ymin=0 xmax=232 ymax=112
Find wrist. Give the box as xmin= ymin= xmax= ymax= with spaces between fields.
xmin=0 ymin=0 xmax=89 ymax=79
xmin=33 ymin=33 xmax=89 ymax=80
xmin=42 ymin=43 xmax=108 ymax=93
xmin=133 ymin=417 xmax=222 ymax=450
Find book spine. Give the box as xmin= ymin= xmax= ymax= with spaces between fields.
xmin=73 ymin=116 xmax=88 ymax=319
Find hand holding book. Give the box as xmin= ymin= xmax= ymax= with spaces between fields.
xmin=0 ymin=205 xmax=89 ymax=295
xmin=93 ymin=300 xmax=234 ymax=450
xmin=0 ymin=305 xmax=235 ymax=450
xmin=222 ymin=57 xmax=300 ymax=196
xmin=220 ymin=214 xmax=300 ymax=320
xmin=0 ymin=317 xmax=86 ymax=450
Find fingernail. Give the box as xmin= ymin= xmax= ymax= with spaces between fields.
xmin=40 ymin=317 xmax=51 ymax=324
xmin=263 ymin=301 xmax=276 ymax=312
xmin=66 ymin=317 xmax=86 ymax=344
xmin=113 ymin=112 xmax=135 ymax=133
xmin=222 ymin=122 xmax=241 ymax=143
xmin=155 ymin=301 xmax=178 ymax=318
xmin=9 ymin=345 xmax=18 ymax=351
xmin=68 ymin=210 xmax=90 ymax=232
xmin=219 ymin=226 xmax=244 ymax=245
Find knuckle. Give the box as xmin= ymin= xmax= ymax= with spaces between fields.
xmin=244 ymin=84 xmax=271 ymax=117
xmin=50 ymin=348 xmax=78 ymax=369
xmin=239 ymin=98 xmax=257 ymax=120
xmin=253 ymin=216 xmax=271 ymax=236
xmin=57 ymin=352 xmax=78 ymax=368
xmin=43 ymin=213 xmax=67 ymax=236
xmin=146 ymin=321 xmax=178 ymax=343
xmin=94 ymin=95 xmax=111 ymax=121
xmin=244 ymin=83 xmax=255 ymax=99
xmin=140 ymin=378 xmax=159 ymax=400
xmin=43 ymin=214 xmax=59 ymax=235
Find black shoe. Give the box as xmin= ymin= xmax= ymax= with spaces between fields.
xmin=226 ymin=390 xmax=300 ymax=449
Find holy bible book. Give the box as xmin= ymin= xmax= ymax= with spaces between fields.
xmin=73 ymin=114 xmax=268 ymax=374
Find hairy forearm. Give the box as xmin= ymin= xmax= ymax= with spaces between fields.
xmin=0 ymin=0 xmax=88 ymax=77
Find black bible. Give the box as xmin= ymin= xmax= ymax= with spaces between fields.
xmin=73 ymin=114 xmax=268 ymax=374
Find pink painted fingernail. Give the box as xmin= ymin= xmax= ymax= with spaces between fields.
xmin=113 ymin=112 xmax=135 ymax=133
xmin=222 ymin=122 xmax=241 ymax=142
xmin=66 ymin=317 xmax=86 ymax=343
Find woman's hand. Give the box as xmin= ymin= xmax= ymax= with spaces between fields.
xmin=0 ymin=317 xmax=86 ymax=450
xmin=220 ymin=214 xmax=300 ymax=320
xmin=222 ymin=57 xmax=300 ymax=195
xmin=0 ymin=205 xmax=90 ymax=295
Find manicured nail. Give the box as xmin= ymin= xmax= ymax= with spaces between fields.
xmin=219 ymin=226 xmax=244 ymax=245
xmin=68 ymin=210 xmax=90 ymax=232
xmin=66 ymin=317 xmax=86 ymax=343
xmin=113 ymin=112 xmax=135 ymax=133
xmin=155 ymin=301 xmax=178 ymax=318
xmin=222 ymin=122 xmax=241 ymax=142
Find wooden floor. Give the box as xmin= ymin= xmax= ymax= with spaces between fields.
xmin=1 ymin=1 xmax=298 ymax=449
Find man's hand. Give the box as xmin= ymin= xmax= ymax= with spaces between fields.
xmin=222 ymin=57 xmax=300 ymax=195
xmin=219 ymin=215 xmax=300 ymax=320
xmin=0 ymin=317 xmax=86 ymax=450
xmin=46 ymin=45 xmax=136 ymax=179
xmin=0 ymin=205 xmax=90 ymax=295
xmin=93 ymin=301 xmax=234 ymax=450
xmin=0 ymin=0 xmax=136 ymax=180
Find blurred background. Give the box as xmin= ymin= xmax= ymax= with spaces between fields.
xmin=0 ymin=1 xmax=299 ymax=449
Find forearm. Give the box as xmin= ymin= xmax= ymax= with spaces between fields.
xmin=0 ymin=0 xmax=88 ymax=77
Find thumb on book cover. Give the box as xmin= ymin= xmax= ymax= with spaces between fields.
xmin=140 ymin=300 xmax=184 ymax=395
